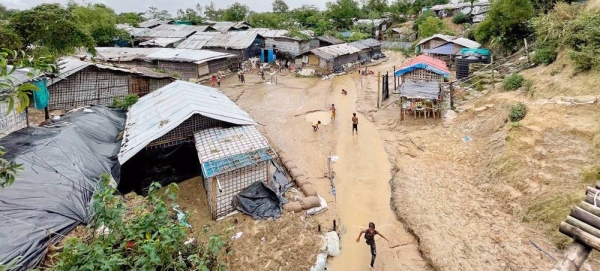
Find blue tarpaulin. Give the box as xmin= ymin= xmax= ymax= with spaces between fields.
xmin=424 ymin=43 xmax=454 ymax=55
xmin=201 ymin=148 xmax=273 ymax=178
xmin=32 ymin=80 xmax=49 ymax=109
xmin=395 ymin=63 xmax=451 ymax=78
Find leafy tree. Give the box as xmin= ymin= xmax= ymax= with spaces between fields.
xmin=273 ymin=0 xmax=290 ymax=13
xmin=291 ymin=5 xmax=321 ymax=27
xmin=0 ymin=4 xmax=17 ymax=20
xmin=564 ymin=10 xmax=600 ymax=72
xmin=418 ymin=16 xmax=453 ymax=38
xmin=1 ymin=49 xmax=55 ymax=187
xmin=362 ymin=0 xmax=388 ymax=15
xmin=117 ymin=12 xmax=144 ymax=26
xmin=146 ymin=6 xmax=172 ymax=20
xmin=70 ymin=3 xmax=130 ymax=47
xmin=474 ymin=0 xmax=534 ymax=52
xmin=452 ymin=12 xmax=469 ymax=24
xmin=10 ymin=4 xmax=95 ymax=57
xmin=413 ymin=10 xmax=436 ymax=31
xmin=176 ymin=7 xmax=203 ymax=24
xmin=326 ymin=0 xmax=361 ymax=29
xmin=0 ymin=25 xmax=22 ymax=52
xmin=222 ymin=2 xmax=250 ymax=21
xmin=247 ymin=12 xmax=287 ymax=28
xmin=204 ymin=2 xmax=224 ymax=21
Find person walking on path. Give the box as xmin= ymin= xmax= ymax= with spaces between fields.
xmin=356 ymin=222 xmax=390 ymax=270
xmin=240 ymin=73 xmax=245 ymax=83
xmin=352 ymin=113 xmax=358 ymax=135
xmin=330 ymin=104 xmax=336 ymax=122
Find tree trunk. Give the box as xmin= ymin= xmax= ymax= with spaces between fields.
xmin=566 ymin=216 xmax=600 ymax=239
xmin=579 ymin=202 xmax=600 ymax=218
xmin=570 ymin=206 xmax=600 ymax=230
xmin=559 ymin=222 xmax=600 ymax=251
xmin=551 ymin=241 xmax=591 ymax=271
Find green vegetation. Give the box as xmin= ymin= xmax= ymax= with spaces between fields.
xmin=176 ymin=4 xmax=204 ymax=24
xmin=418 ymin=16 xmax=453 ymax=38
xmin=52 ymin=177 xmax=229 ymax=270
xmin=503 ymin=73 xmax=525 ymax=90
xmin=112 ymin=94 xmax=139 ymax=110
xmin=222 ymin=2 xmax=250 ymax=21
xmin=508 ymin=102 xmax=527 ymax=122
xmin=452 ymin=12 xmax=469 ymax=24
xmin=474 ymin=0 xmax=534 ymax=52
xmin=272 ymin=0 xmax=290 ymax=13
xmin=69 ymin=3 xmax=131 ymax=47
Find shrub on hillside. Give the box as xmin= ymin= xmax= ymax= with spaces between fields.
xmin=452 ymin=12 xmax=469 ymax=24
xmin=532 ymin=45 xmax=558 ymax=65
xmin=508 ymin=102 xmax=527 ymax=122
xmin=565 ymin=10 xmax=600 ymax=72
xmin=503 ymin=73 xmax=525 ymax=90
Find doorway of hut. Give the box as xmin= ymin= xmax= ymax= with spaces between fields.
xmin=118 ymin=142 xmax=202 ymax=195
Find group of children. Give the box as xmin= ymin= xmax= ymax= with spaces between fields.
xmin=311 ymin=90 xmax=358 ymax=135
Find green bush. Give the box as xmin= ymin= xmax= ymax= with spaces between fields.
xmin=532 ymin=46 xmax=557 ymax=65
xmin=112 ymin=94 xmax=139 ymax=110
xmin=508 ymin=102 xmax=527 ymax=122
xmin=503 ymin=73 xmax=525 ymax=90
xmin=452 ymin=12 xmax=469 ymax=24
xmin=52 ymin=177 xmax=229 ymax=270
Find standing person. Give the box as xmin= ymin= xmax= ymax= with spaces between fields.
xmin=217 ymin=75 xmax=221 ymax=87
xmin=312 ymin=121 xmax=321 ymax=131
xmin=356 ymin=222 xmax=390 ymax=270
xmin=330 ymin=104 xmax=336 ymax=121
xmin=237 ymin=71 xmax=242 ymax=82
xmin=211 ymin=75 xmax=217 ymax=87
xmin=352 ymin=113 xmax=358 ymax=135
xmin=240 ymin=73 xmax=245 ymax=83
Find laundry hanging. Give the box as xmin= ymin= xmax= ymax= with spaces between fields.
xmin=32 ymin=80 xmax=49 ymax=109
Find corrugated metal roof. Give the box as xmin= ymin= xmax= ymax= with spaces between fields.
xmin=95 ymin=47 xmax=163 ymax=62
xmin=450 ymin=38 xmax=481 ymax=49
xmin=151 ymin=24 xmax=216 ymax=32
xmin=139 ymin=19 xmax=169 ymax=28
xmin=139 ymin=38 xmax=185 ymax=47
xmin=203 ymin=32 xmax=261 ymax=50
xmin=144 ymin=48 xmax=234 ymax=64
xmin=431 ymin=1 xmax=490 ymax=11
xmin=316 ymin=36 xmax=345 ymax=45
xmin=391 ymin=27 xmax=414 ymax=35
xmin=194 ymin=126 xmax=274 ymax=178
xmin=138 ymin=29 xmax=197 ymax=39
xmin=211 ymin=21 xmax=252 ymax=33
xmin=309 ymin=44 xmax=361 ymax=60
xmin=117 ymin=24 xmax=151 ymax=36
xmin=118 ymin=80 xmax=257 ymax=164
xmin=176 ymin=32 xmax=220 ymax=49
xmin=353 ymin=19 xmax=388 ymax=26
xmin=416 ymin=34 xmax=456 ymax=46
xmin=0 ymin=66 xmax=43 ymax=95
xmin=349 ymin=38 xmax=381 ymax=50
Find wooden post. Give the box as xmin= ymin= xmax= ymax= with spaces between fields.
xmin=393 ymin=65 xmax=397 ymax=90
xmin=524 ymin=38 xmax=531 ymax=67
xmin=377 ymin=71 xmax=381 ymax=108
xmin=491 ymin=55 xmax=495 ymax=89
xmin=211 ymin=177 xmax=217 ymax=220
xmin=559 ymin=222 xmax=600 ymax=251
xmin=449 ymin=82 xmax=454 ymax=110
xmin=552 ymin=242 xmax=591 ymax=271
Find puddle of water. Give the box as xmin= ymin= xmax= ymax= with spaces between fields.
xmin=305 ymin=111 xmax=331 ymax=125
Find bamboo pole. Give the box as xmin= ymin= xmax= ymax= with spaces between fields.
xmin=566 ymin=216 xmax=600 ymax=239
xmin=570 ymin=205 xmax=600 ymax=229
xmin=377 ymin=71 xmax=381 ymax=109
xmin=551 ymin=241 xmax=591 ymax=271
xmin=559 ymin=222 xmax=600 ymax=251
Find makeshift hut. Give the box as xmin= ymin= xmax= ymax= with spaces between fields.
xmin=390 ymin=27 xmax=417 ymax=42
xmin=197 ymin=32 xmax=265 ymax=60
xmin=194 ymin=125 xmax=277 ymax=219
xmin=139 ymin=19 xmax=171 ymax=28
xmin=314 ymin=36 xmax=345 ymax=48
xmin=0 ymin=68 xmax=43 ymax=137
xmin=398 ymin=81 xmax=443 ymax=120
xmin=256 ymin=29 xmax=314 ymax=58
xmin=209 ymin=21 xmax=252 ymax=33
xmin=395 ymin=55 xmax=450 ymax=83
xmin=353 ymin=18 xmax=390 ymax=40
xmin=299 ymin=44 xmax=360 ymax=72
xmin=46 ymin=58 xmax=175 ymax=112
xmin=349 ymin=38 xmax=383 ymax=62
xmin=415 ymin=34 xmax=455 ymax=53
xmin=117 ymin=81 xmax=268 ymax=220
xmin=423 ymin=38 xmax=481 ymax=66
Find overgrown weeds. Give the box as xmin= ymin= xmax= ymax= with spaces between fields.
xmin=503 ymin=73 xmax=525 ymax=90
xmin=508 ymin=102 xmax=527 ymax=122
xmin=112 ymin=94 xmax=138 ymax=110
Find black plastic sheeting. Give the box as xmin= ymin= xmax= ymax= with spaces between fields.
xmin=232 ymin=161 xmax=291 ymax=220
xmin=0 ymin=106 xmax=125 ymax=270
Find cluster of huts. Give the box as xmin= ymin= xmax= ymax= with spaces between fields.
xmin=393 ymin=33 xmax=489 ymax=119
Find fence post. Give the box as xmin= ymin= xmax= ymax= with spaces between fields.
xmin=377 ymin=71 xmax=381 ymax=109
xmin=449 ymin=82 xmax=454 ymax=110
xmin=393 ymin=65 xmax=396 ymax=90
xmin=524 ymin=38 xmax=531 ymax=67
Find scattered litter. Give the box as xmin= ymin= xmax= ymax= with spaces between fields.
xmin=463 ymin=136 xmax=471 ymax=143
xmin=232 ymin=232 xmax=243 ymax=240
xmin=184 ymin=237 xmax=195 ymax=245
xmin=329 ymin=155 xmax=339 ymax=162
xmin=95 ymin=225 xmax=110 ymax=236
xmin=173 ymin=206 xmax=191 ymax=228
xmin=325 ymin=231 xmax=340 ymax=257
xmin=310 ymin=253 xmax=328 ymax=271
xmin=83 ymin=108 xmax=93 ymax=113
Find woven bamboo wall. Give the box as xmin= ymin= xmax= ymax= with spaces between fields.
xmin=401 ymin=68 xmax=444 ymax=83
xmin=0 ymin=102 xmax=27 ymax=137
xmin=205 ymin=161 xmax=268 ymax=219
xmin=207 ymin=58 xmax=232 ymax=74
xmin=146 ymin=114 xmax=228 ymax=149
xmin=48 ymin=66 xmax=130 ymax=111
xmin=333 ymin=53 xmax=359 ymax=68
xmin=156 ymin=61 xmax=197 ymax=81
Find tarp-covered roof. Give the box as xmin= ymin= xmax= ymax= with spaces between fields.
xmin=309 ymin=44 xmax=361 ymax=60
xmin=395 ymin=55 xmax=450 ymax=77
xmin=400 ymin=81 xmax=441 ymax=100
xmin=316 ymin=36 xmax=344 ymax=45
xmin=0 ymin=106 xmax=125 ymax=270
xmin=194 ymin=125 xmax=275 ymax=178
xmin=424 ymin=42 xmax=455 ymax=55
xmin=144 ymin=48 xmax=234 ymax=64
xmin=118 ymin=81 xmax=257 ymax=164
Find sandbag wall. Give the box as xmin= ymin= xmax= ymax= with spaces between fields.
xmin=278 ymin=152 xmax=325 ymax=213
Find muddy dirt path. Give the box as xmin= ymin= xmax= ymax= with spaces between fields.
xmin=328 ymin=74 xmax=427 ymax=271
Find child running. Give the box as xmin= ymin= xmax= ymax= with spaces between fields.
xmin=352 ymin=113 xmax=358 ymax=135
xmin=356 ymin=222 xmax=390 ymax=270
xmin=330 ymin=104 xmax=336 ymax=121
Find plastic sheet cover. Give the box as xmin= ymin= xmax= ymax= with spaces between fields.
xmin=232 ymin=161 xmax=290 ymax=220
xmin=0 ymin=106 xmax=125 ymax=270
